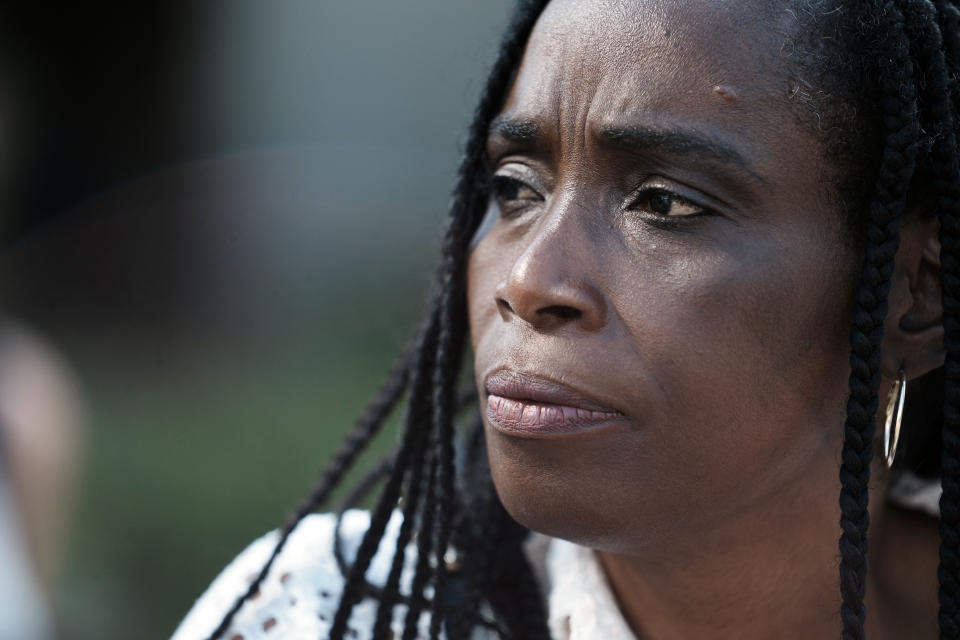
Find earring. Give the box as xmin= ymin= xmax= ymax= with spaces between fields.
xmin=883 ymin=369 xmax=907 ymax=469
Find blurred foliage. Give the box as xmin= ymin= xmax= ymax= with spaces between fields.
xmin=54 ymin=282 xmax=427 ymax=639
xmin=0 ymin=2 xmax=516 ymax=637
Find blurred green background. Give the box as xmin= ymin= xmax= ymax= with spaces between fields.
xmin=0 ymin=2 xmax=514 ymax=637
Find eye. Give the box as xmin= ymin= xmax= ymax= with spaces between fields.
xmin=491 ymin=174 xmax=542 ymax=216
xmin=631 ymin=188 xmax=705 ymax=218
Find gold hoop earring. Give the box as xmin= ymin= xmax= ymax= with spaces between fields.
xmin=883 ymin=369 xmax=907 ymax=469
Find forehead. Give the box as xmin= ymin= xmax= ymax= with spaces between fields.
xmin=501 ymin=0 xmax=812 ymax=164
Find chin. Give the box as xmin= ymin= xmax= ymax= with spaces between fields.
xmin=482 ymin=421 xmax=732 ymax=555
xmin=484 ymin=428 xmax=641 ymax=551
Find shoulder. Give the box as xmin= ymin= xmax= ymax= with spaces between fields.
xmin=171 ymin=510 xmax=417 ymax=640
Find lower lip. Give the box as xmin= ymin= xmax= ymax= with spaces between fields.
xmin=486 ymin=394 xmax=625 ymax=438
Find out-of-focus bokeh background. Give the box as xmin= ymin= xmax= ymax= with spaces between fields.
xmin=0 ymin=3 xmax=513 ymax=637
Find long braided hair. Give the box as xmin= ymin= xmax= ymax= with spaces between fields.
xmin=205 ymin=0 xmax=960 ymax=638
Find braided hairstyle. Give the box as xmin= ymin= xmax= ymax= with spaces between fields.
xmin=205 ymin=0 xmax=960 ymax=638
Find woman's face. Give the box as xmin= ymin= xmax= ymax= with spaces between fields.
xmin=467 ymin=0 xmax=858 ymax=552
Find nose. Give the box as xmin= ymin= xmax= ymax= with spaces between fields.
xmin=494 ymin=214 xmax=608 ymax=333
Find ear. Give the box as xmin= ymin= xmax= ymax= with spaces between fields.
xmin=881 ymin=214 xmax=943 ymax=382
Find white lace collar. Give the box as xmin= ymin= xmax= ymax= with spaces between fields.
xmin=172 ymin=511 xmax=641 ymax=640
xmin=545 ymin=537 xmax=637 ymax=640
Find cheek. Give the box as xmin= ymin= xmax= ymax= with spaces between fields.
xmin=466 ymin=184 xmax=859 ymax=549
xmin=480 ymin=225 xmax=855 ymax=551
xmin=632 ymin=232 xmax=853 ymax=469
xmin=684 ymin=238 xmax=853 ymax=494
xmin=466 ymin=230 xmax=516 ymax=353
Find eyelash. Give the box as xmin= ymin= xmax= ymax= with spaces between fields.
xmin=490 ymin=174 xmax=713 ymax=223
xmin=628 ymin=188 xmax=708 ymax=220
xmin=491 ymin=175 xmax=543 ymax=218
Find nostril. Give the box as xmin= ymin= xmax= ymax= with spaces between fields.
xmin=539 ymin=305 xmax=581 ymax=320
xmin=497 ymin=298 xmax=514 ymax=315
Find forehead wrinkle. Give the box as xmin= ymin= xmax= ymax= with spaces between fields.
xmin=508 ymin=0 xmax=833 ymax=202
xmin=540 ymin=0 xmax=800 ymax=95
xmin=530 ymin=0 xmax=752 ymax=131
xmin=537 ymin=1 xmax=813 ymax=151
xmin=528 ymin=2 xmax=667 ymax=168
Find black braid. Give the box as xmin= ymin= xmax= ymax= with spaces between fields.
xmin=448 ymin=425 xmax=510 ymax=640
xmin=368 ymin=456 xmax=428 ymax=636
xmin=426 ymin=281 xmax=467 ymax=640
xmin=923 ymin=14 xmax=960 ymax=640
xmin=400 ymin=445 xmax=439 ymax=640
xmin=204 ymin=342 xmax=415 ymax=640
xmin=891 ymin=2 xmax=960 ymax=636
xmin=925 ymin=5 xmax=960 ymax=639
xmin=448 ymin=420 xmax=498 ymax=640
xmin=332 ymin=450 xmax=394 ymax=577
xmin=206 ymin=1 xmax=960 ymax=639
xmin=415 ymin=3 xmax=551 ymax=637
xmin=496 ymin=518 xmax=550 ymax=640
xmin=328 ymin=303 xmax=442 ymax=639
xmin=836 ymin=3 xmax=919 ymax=638
xmin=201 ymin=1 xmax=549 ymax=620
xmin=940 ymin=140 xmax=960 ymax=633
xmin=510 ymin=550 xmax=551 ymax=640
xmin=931 ymin=1 xmax=960 ymax=118
xmin=448 ymin=419 xmax=551 ymax=640
xmin=368 ymin=357 xmax=441 ymax=639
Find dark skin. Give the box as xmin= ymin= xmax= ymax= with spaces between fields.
xmin=466 ymin=0 xmax=944 ymax=638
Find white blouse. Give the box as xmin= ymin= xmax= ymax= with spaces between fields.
xmin=171 ymin=509 xmax=636 ymax=640
xmin=172 ymin=471 xmax=940 ymax=640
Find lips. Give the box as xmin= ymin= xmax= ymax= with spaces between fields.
xmin=483 ymin=370 xmax=625 ymax=437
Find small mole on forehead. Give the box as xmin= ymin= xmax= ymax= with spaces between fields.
xmin=713 ymin=85 xmax=739 ymax=103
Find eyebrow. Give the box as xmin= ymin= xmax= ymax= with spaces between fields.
xmin=488 ymin=115 xmax=541 ymax=143
xmin=488 ymin=116 xmax=766 ymax=184
xmin=598 ymin=125 xmax=763 ymax=182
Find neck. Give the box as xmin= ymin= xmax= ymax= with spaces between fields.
xmin=596 ymin=469 xmax=868 ymax=640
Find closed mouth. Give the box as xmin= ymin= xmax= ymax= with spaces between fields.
xmin=483 ymin=369 xmax=625 ymax=437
